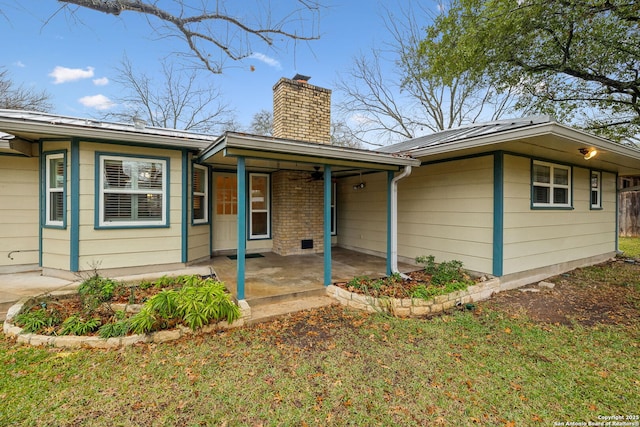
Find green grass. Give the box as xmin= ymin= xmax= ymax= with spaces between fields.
xmin=619 ymin=236 xmax=640 ymax=259
xmin=1 ymin=304 xmax=638 ymax=426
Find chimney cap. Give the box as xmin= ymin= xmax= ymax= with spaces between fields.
xmin=292 ymin=73 xmax=311 ymax=82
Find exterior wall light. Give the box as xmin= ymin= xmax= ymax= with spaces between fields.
xmin=579 ymin=148 xmax=598 ymax=160
xmin=353 ymin=182 xmax=366 ymax=190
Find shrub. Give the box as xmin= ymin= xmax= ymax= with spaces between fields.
xmin=416 ymin=256 xmax=471 ymax=286
xmin=416 ymin=255 xmax=437 ymax=274
xmin=78 ymin=275 xmax=122 ymax=312
xmin=129 ymin=277 xmax=240 ymax=333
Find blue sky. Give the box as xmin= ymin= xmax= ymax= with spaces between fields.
xmin=1 ymin=1 xmax=440 ymax=130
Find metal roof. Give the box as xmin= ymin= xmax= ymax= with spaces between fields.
xmin=0 ymin=109 xmax=217 ymax=149
xmin=379 ymin=116 xmax=554 ymax=154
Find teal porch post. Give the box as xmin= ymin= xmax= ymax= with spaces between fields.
xmin=237 ymin=157 xmax=246 ymax=300
xmin=492 ymin=152 xmax=504 ymax=276
xmin=181 ymin=150 xmax=189 ymax=263
xmin=324 ymin=165 xmax=332 ymax=286
xmin=70 ymin=139 xmax=80 ymax=272
xmin=386 ymin=171 xmax=394 ymax=276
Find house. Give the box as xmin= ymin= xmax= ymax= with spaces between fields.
xmin=1 ymin=76 xmax=640 ymax=303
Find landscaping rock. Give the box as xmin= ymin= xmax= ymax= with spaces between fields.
xmin=519 ymin=288 xmax=541 ymax=293
xmin=538 ymin=281 xmax=556 ymax=289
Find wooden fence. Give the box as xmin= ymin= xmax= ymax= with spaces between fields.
xmin=619 ymin=190 xmax=640 ymax=237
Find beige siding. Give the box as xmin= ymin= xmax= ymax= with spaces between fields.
xmin=502 ymin=155 xmax=616 ymax=275
xmin=338 ymin=156 xmax=494 ymax=273
xmin=0 ymin=156 xmax=39 ymax=269
xmin=397 ymin=157 xmax=494 ymax=273
xmin=76 ymin=142 xmax=184 ymax=271
xmin=338 ymin=172 xmax=388 ymax=253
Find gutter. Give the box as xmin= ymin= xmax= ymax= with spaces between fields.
xmin=390 ymin=166 xmax=413 ymax=276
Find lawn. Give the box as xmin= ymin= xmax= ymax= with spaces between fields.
xmin=1 ymin=262 xmax=639 ymax=426
xmin=620 ymin=236 xmax=640 ymax=258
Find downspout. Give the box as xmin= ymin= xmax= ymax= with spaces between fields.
xmin=390 ymin=166 xmax=412 ymax=276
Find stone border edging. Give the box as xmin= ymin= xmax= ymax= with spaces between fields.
xmin=2 ymin=299 xmax=251 ymax=349
xmin=326 ymin=277 xmax=501 ymax=317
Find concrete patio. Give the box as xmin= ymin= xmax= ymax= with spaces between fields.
xmin=210 ymin=247 xmax=417 ymax=305
xmin=0 ymin=248 xmax=417 ymax=322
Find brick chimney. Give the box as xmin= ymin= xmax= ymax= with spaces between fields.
xmin=271 ymin=75 xmax=331 ymax=256
xmin=272 ymin=74 xmax=331 ymax=144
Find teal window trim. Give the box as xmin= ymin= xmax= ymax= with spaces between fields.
xmin=192 ymin=163 xmax=210 ymax=225
xmin=590 ymin=170 xmax=603 ymax=210
xmin=530 ymin=159 xmax=574 ymax=210
xmin=94 ymin=151 xmax=170 ymax=229
xmin=248 ymin=172 xmax=271 ymax=240
xmin=42 ymin=150 xmax=67 ymax=229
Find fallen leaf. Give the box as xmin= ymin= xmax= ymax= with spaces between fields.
xmin=504 ymin=327 xmax=512 ymax=334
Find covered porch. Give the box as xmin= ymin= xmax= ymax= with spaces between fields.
xmin=209 ymin=247 xmax=418 ymax=305
xmin=198 ymin=132 xmax=421 ymax=302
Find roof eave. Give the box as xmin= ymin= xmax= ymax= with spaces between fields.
xmin=199 ymin=132 xmax=420 ymax=169
xmin=224 ymin=133 xmax=420 ymax=167
xmin=0 ymin=117 xmax=211 ymax=150
xmin=408 ymin=122 xmax=640 ymax=162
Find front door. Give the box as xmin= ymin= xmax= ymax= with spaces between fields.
xmin=213 ymin=172 xmax=238 ymax=252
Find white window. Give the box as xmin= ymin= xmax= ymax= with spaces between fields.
xmin=98 ymin=155 xmax=167 ymax=227
xmin=45 ymin=153 xmax=65 ymax=227
xmin=193 ymin=164 xmax=208 ymax=224
xmin=532 ymin=161 xmax=571 ymax=207
xmin=591 ymin=171 xmax=602 ymax=209
xmin=249 ymin=173 xmax=270 ymax=238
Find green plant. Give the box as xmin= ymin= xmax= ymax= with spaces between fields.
xmin=416 ymin=255 xmax=437 ymax=274
xmin=416 ymin=256 xmax=471 ymax=286
xmin=148 ymin=289 xmax=180 ymax=319
xmin=431 ymin=260 xmax=467 ymax=286
xmin=59 ymin=315 xmax=101 ymax=336
xmin=13 ymin=308 xmax=60 ymax=333
xmin=78 ymin=275 xmax=121 ymax=312
xmin=175 ymin=279 xmax=240 ymax=330
xmin=128 ymin=278 xmax=240 ymax=333
xmin=129 ymin=306 xmax=157 ymax=334
xmin=98 ymin=319 xmax=131 ymax=338
xmin=347 ymin=276 xmax=370 ymax=290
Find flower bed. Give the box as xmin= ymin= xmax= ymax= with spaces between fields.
xmin=328 ymin=256 xmax=501 ymax=317
xmin=4 ymin=274 xmax=250 ymax=348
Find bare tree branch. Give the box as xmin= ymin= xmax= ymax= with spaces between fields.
xmin=57 ymin=0 xmax=322 ymax=73
xmin=104 ymin=56 xmax=232 ymax=133
xmin=0 ymin=68 xmax=53 ymax=111
xmin=336 ymin=4 xmax=516 ymax=146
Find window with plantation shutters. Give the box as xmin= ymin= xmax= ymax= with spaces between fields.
xmin=98 ymin=155 xmax=167 ymax=227
xmin=45 ymin=152 xmax=65 ymax=227
xmin=193 ymin=164 xmax=208 ymax=224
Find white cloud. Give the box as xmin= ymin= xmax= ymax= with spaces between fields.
xmin=249 ymin=52 xmax=281 ymax=69
xmin=93 ymin=77 xmax=109 ymax=86
xmin=78 ymin=94 xmax=114 ymax=110
xmin=14 ymin=61 xmax=25 ymax=68
xmin=49 ymin=66 xmax=95 ymax=84
xmin=349 ymin=113 xmax=375 ymax=126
